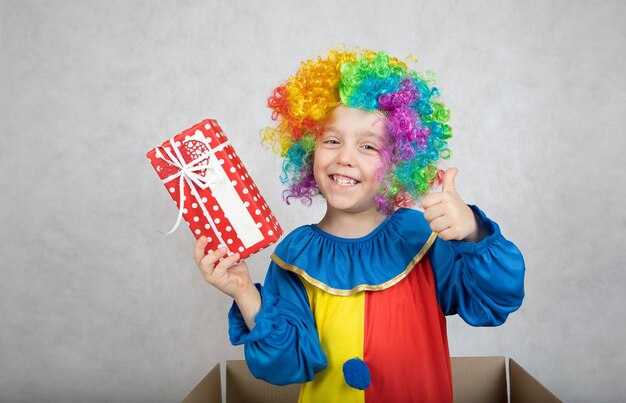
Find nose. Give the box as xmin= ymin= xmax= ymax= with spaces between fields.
xmin=336 ymin=145 xmax=355 ymax=167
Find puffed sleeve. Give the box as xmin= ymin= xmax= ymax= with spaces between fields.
xmin=429 ymin=205 xmax=526 ymax=326
xmin=228 ymin=261 xmax=328 ymax=385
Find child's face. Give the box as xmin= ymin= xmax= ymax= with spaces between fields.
xmin=313 ymin=105 xmax=388 ymax=215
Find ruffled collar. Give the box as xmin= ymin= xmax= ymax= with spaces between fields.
xmin=271 ymin=208 xmax=436 ymax=296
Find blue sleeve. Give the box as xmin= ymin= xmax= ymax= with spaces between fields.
xmin=227 ymin=261 xmax=328 ymax=385
xmin=429 ymin=205 xmax=526 ymax=326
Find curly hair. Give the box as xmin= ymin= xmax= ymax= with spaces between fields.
xmin=261 ymin=46 xmax=452 ymax=214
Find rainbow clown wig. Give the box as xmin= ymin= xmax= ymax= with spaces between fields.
xmin=261 ymin=46 xmax=453 ymax=214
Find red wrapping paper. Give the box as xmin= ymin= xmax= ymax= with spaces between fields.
xmin=146 ymin=119 xmax=283 ymax=259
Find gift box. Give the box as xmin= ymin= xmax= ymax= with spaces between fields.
xmin=146 ymin=119 xmax=283 ymax=259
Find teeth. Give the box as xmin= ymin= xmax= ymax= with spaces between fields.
xmin=332 ymin=175 xmax=358 ymax=186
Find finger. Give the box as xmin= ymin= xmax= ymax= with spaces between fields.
xmin=423 ymin=203 xmax=447 ymax=223
xmin=441 ymin=168 xmax=458 ymax=193
xmin=437 ymin=227 xmax=456 ymax=241
xmin=429 ymin=216 xmax=451 ymax=234
xmin=199 ymin=246 xmax=228 ymax=273
xmin=212 ymin=252 xmax=241 ymax=279
xmin=421 ymin=192 xmax=443 ymax=209
xmin=194 ymin=236 xmax=209 ymax=265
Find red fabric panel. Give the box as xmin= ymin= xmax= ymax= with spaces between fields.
xmin=364 ymin=257 xmax=453 ymax=402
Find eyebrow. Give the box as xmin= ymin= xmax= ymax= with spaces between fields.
xmin=323 ymin=126 xmax=384 ymax=140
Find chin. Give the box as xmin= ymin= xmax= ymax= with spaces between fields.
xmin=327 ymin=200 xmax=377 ymax=215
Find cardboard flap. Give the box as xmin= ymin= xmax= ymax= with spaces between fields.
xmin=451 ymin=356 xmax=507 ymax=403
xmin=182 ymin=363 xmax=222 ymax=403
xmin=226 ymin=360 xmax=300 ymax=403
xmin=182 ymin=358 xmax=560 ymax=403
xmin=509 ymin=359 xmax=561 ymax=403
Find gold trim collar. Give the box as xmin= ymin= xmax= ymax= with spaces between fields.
xmin=270 ymin=232 xmax=438 ymax=296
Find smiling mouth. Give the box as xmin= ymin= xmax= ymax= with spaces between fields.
xmin=330 ymin=174 xmax=360 ymax=186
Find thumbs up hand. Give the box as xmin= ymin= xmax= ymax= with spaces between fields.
xmin=421 ymin=168 xmax=486 ymax=242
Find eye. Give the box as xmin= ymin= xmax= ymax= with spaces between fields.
xmin=362 ymin=144 xmax=378 ymax=151
xmin=323 ymin=139 xmax=340 ymax=145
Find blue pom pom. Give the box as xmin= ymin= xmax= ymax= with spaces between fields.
xmin=342 ymin=358 xmax=371 ymax=390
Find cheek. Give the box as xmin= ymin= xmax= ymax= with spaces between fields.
xmin=363 ymin=156 xmax=385 ymax=179
xmin=312 ymin=149 xmax=330 ymax=172
xmin=312 ymin=155 xmax=325 ymax=184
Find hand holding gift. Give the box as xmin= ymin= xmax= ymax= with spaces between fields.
xmin=146 ymin=119 xmax=283 ymax=260
xmin=193 ymin=237 xmax=260 ymax=330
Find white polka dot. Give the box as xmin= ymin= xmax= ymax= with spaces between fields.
xmin=262 ymin=205 xmax=266 ymax=210
xmin=241 ymin=175 xmax=245 ymax=180
xmin=182 ymin=208 xmax=188 ymax=214
xmin=253 ymin=196 xmax=258 ymax=201
xmin=207 ymin=237 xmax=212 ymax=242
xmin=219 ymin=159 xmax=225 ymax=165
xmin=193 ymin=216 xmax=199 ymax=222
xmin=192 ymin=203 xmax=198 ymax=208
xmin=226 ymin=226 xmax=232 ymax=232
xmin=238 ymin=247 xmax=244 ymax=252
xmin=257 ymin=222 xmax=262 ymax=228
xmin=230 ymin=167 xmax=236 ymax=173
xmin=205 ymin=124 xmax=211 ymax=130
xmin=205 ymin=224 xmax=210 ymax=229
xmin=175 ymin=141 xmax=181 ymax=147
xmin=207 ymin=137 xmax=212 ymax=143
xmin=169 ymin=187 xmax=175 ymax=193
xmin=244 ymin=201 xmax=250 ymax=207
xmin=216 ymin=133 xmax=221 ymax=138
xmin=227 ymin=239 xmax=233 ymax=244
xmin=213 ymin=205 xmax=219 ymax=211
xmin=195 ymin=229 xmax=201 ymax=235
xmin=207 ymin=249 xmax=213 ymax=254
xmin=228 ymin=154 xmax=233 ymax=159
xmin=255 ymin=209 xmax=261 ymax=215
xmin=243 ymin=188 xmax=249 ymax=194
xmin=202 ymin=197 xmax=208 ymax=203
xmin=268 ymin=230 xmax=274 ymax=236
xmin=215 ymin=218 xmax=220 ymax=224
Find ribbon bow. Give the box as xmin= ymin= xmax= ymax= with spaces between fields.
xmin=156 ymin=137 xmax=230 ymax=246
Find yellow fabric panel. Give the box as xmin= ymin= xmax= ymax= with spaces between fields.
xmin=298 ymin=276 xmax=365 ymax=403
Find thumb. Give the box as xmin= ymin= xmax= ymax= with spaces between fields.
xmin=442 ymin=168 xmax=458 ymax=192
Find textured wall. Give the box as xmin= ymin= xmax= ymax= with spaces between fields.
xmin=1 ymin=1 xmax=624 ymax=402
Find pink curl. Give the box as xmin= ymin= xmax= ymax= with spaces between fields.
xmin=378 ymin=79 xmax=419 ymax=110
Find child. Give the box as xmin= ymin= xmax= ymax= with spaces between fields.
xmin=193 ymin=47 xmax=525 ymax=402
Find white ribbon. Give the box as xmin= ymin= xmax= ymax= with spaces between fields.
xmin=155 ymin=133 xmax=264 ymax=251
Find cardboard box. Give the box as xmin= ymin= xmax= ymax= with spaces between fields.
xmin=182 ymin=357 xmax=560 ymax=403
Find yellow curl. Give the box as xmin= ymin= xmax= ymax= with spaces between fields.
xmin=264 ymin=46 xmax=412 ymax=149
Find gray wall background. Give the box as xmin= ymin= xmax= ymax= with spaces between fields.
xmin=1 ymin=0 xmax=624 ymax=402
